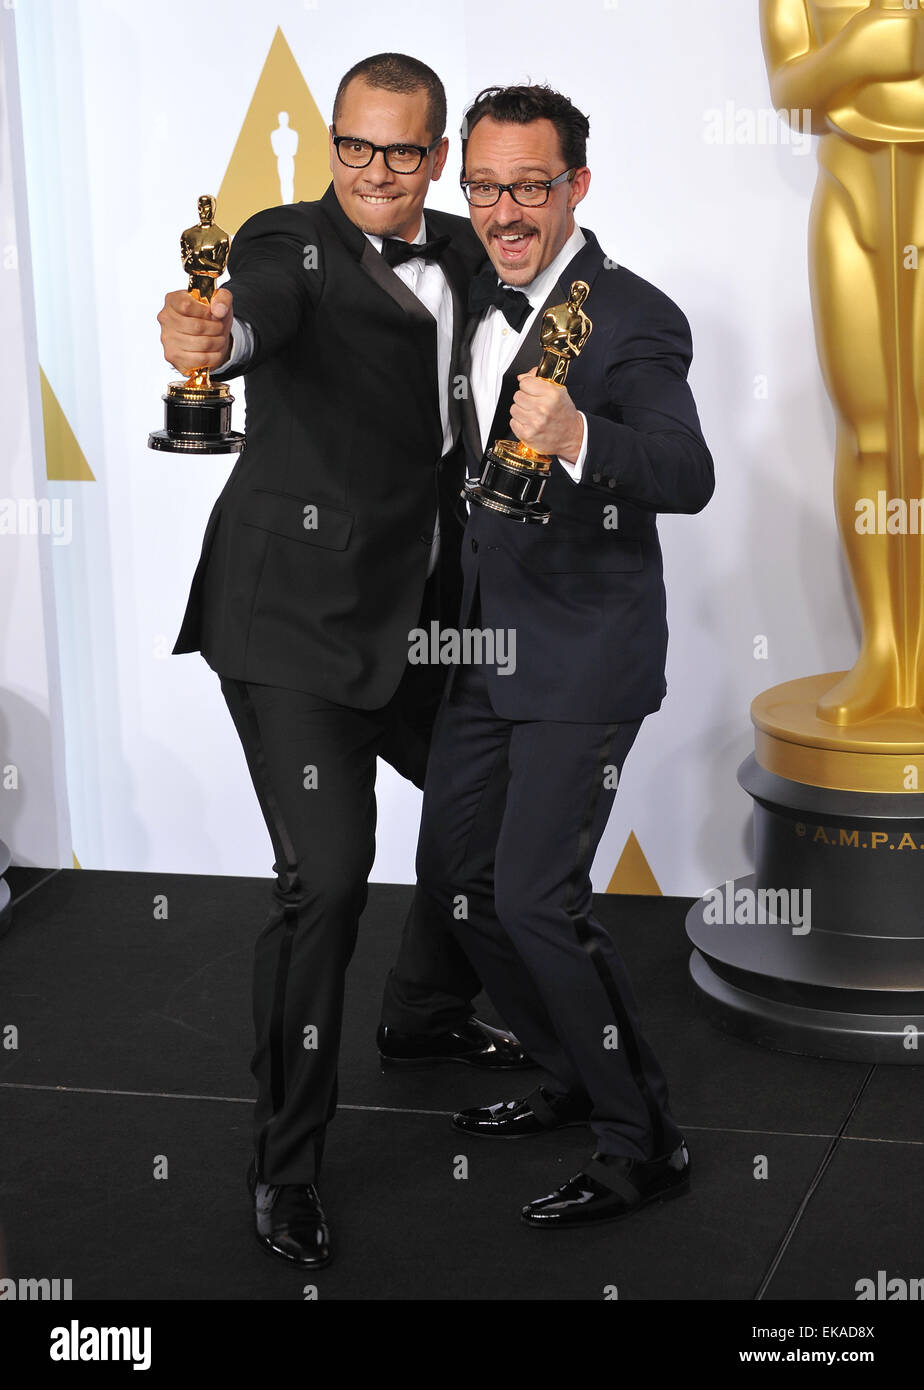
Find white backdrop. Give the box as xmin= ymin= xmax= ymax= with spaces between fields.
xmin=0 ymin=10 xmax=71 ymax=870
xmin=5 ymin=0 xmax=857 ymax=895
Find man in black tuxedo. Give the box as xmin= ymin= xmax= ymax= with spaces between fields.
xmin=157 ymin=54 xmax=531 ymax=1269
xmin=415 ymin=84 xmax=715 ymax=1228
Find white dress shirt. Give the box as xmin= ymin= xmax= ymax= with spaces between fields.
xmin=221 ymin=217 xmax=454 ymax=574
xmin=469 ymin=224 xmax=589 ymax=482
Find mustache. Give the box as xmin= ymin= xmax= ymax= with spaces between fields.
xmin=486 ymin=223 xmax=537 ymax=239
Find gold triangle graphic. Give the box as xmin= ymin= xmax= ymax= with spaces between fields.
xmin=217 ymin=26 xmax=330 ymax=236
xmin=606 ymin=831 xmax=661 ymax=896
xmin=40 ymin=368 xmax=95 ymax=481
xmin=72 ymin=852 xmax=82 ymax=869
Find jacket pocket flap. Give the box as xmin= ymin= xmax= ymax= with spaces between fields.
xmin=243 ymin=488 xmax=354 ymax=551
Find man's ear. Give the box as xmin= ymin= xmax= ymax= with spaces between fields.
xmin=328 ymin=125 xmax=336 ymax=175
xmin=567 ymin=166 xmax=591 ymax=211
xmin=430 ymin=136 xmax=450 ymax=182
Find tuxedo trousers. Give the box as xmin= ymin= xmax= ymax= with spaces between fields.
xmin=218 ymin=625 xmax=481 ymax=1185
xmin=415 ymin=656 xmax=684 ymax=1162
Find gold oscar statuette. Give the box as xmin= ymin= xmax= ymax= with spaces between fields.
xmin=148 ymin=194 xmax=245 ymax=454
xmin=464 ymin=280 xmax=592 ymax=524
xmin=686 ymin=0 xmax=924 ymax=1064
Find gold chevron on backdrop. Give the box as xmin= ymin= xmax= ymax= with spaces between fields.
xmin=217 ymin=27 xmax=331 ymax=236
xmin=40 ymin=368 xmax=94 ymax=482
xmin=606 ymin=831 xmax=661 ymax=896
xmin=72 ymin=853 xmax=82 ymax=869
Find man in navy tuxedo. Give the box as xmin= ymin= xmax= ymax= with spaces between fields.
xmin=414 ymin=84 xmax=715 ymax=1228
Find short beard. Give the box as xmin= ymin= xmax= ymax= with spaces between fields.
xmin=352 ymin=194 xmax=412 ymax=241
xmin=355 ymin=216 xmax=408 ymax=239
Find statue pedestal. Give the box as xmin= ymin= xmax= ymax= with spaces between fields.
xmin=0 ymin=838 xmax=10 ymax=942
xmin=686 ymin=674 xmax=924 ymax=1063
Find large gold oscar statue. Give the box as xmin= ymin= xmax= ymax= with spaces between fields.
xmin=686 ymin=0 xmax=924 ymax=1062
xmin=755 ymin=0 xmax=924 ymax=789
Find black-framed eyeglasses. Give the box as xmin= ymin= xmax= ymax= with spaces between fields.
xmin=459 ymin=168 xmax=576 ymax=207
xmin=332 ymin=132 xmax=442 ymax=174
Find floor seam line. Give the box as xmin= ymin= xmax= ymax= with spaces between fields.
xmin=752 ymin=1064 xmax=878 ymax=1301
xmin=0 ymin=1081 xmax=916 ymax=1148
xmin=6 ymin=868 xmax=63 ymax=908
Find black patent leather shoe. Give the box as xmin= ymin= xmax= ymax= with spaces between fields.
xmin=246 ymin=1161 xmax=332 ymax=1268
xmin=377 ymin=1018 xmax=534 ymax=1070
xmin=452 ymin=1086 xmax=592 ymax=1137
xmin=521 ymin=1139 xmax=691 ymax=1227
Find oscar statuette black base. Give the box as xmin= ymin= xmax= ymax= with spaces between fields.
xmin=464 ymin=442 xmax=551 ymax=525
xmin=0 ymin=838 xmax=11 ymax=942
xmin=685 ymin=754 xmax=924 ymax=1063
xmin=148 ymin=381 xmax=244 ymax=455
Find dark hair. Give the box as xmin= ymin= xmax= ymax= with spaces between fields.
xmin=461 ymin=84 xmax=589 ymax=173
xmin=333 ymin=53 xmax=447 ymax=143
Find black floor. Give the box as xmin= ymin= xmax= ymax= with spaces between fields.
xmin=1 ymin=866 xmax=922 ymax=1310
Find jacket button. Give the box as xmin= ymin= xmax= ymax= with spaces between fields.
xmin=607 ymin=478 xmax=617 ymax=489
xmin=471 ymin=539 xmax=479 ymax=552
xmin=591 ymin=472 xmax=601 ymax=483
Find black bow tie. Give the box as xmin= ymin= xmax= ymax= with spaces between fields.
xmin=381 ymin=234 xmax=450 ymax=268
xmin=468 ymin=262 xmax=533 ymax=331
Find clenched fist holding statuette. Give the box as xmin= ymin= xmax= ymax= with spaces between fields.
xmin=464 ymin=280 xmax=592 ymax=524
xmin=148 ymin=194 xmax=245 ymax=454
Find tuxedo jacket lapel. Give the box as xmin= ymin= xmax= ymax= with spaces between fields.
xmin=437 ymin=238 xmax=470 ymax=446
xmin=319 ymin=183 xmax=440 ymax=418
xmin=459 ymin=303 xmax=537 ymax=470
xmin=358 ymin=237 xmax=437 ymax=325
xmin=485 ymin=313 xmax=544 ymax=449
xmin=459 ymin=314 xmax=483 ymax=472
